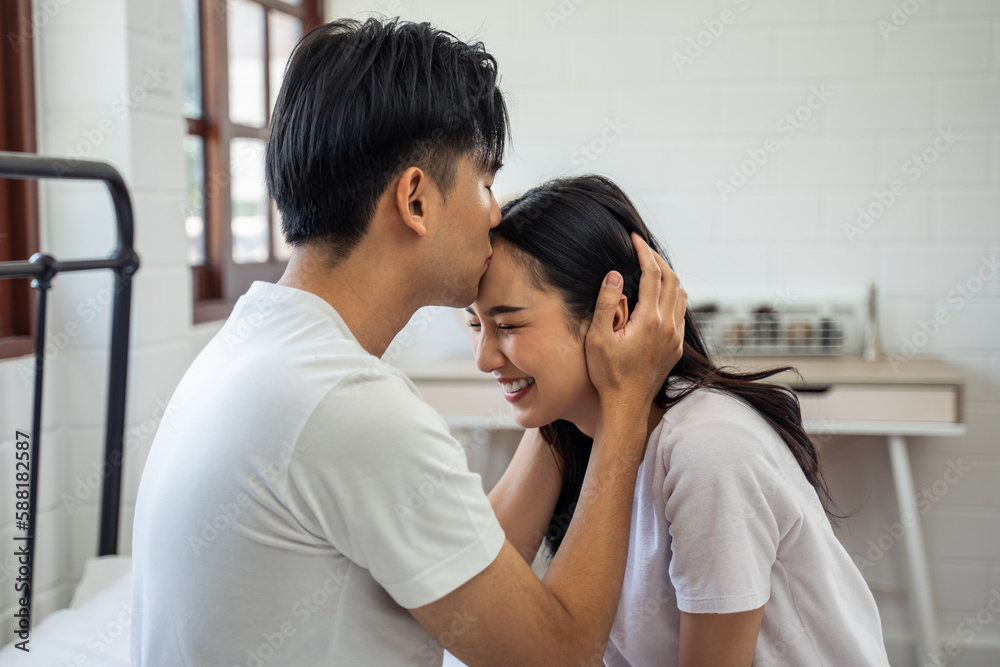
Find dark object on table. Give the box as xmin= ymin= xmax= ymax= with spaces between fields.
xmin=725 ymin=319 xmax=751 ymax=349
xmin=819 ymin=317 xmax=840 ymax=350
xmin=752 ymin=305 xmax=779 ymax=345
xmin=786 ymin=320 xmax=813 ymax=349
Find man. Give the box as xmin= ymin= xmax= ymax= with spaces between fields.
xmin=132 ymin=17 xmax=686 ymax=666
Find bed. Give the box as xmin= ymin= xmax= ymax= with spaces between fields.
xmin=0 ymin=151 xmax=137 ymax=665
xmin=0 ymin=556 xmax=133 ymax=665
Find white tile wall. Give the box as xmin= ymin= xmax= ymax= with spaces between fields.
xmin=827 ymin=82 xmax=934 ymax=132
xmin=826 ymin=190 xmax=933 ymax=243
xmin=327 ymin=1 xmax=1000 ymax=663
xmin=881 ymin=247 xmax=999 ymax=297
xmin=619 ymin=88 xmax=716 ymax=137
xmin=936 ymin=191 xmax=1000 ymax=241
xmin=0 ymin=0 xmax=192 ymax=642
xmin=0 ymin=0 xmax=996 ymax=663
xmin=776 ymin=246 xmax=880 ymax=294
xmin=780 ymin=28 xmax=881 ymax=77
xmin=672 ymin=29 xmax=774 ymax=80
xmin=880 ymin=23 xmax=993 ymax=75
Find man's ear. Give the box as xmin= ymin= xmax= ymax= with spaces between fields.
xmin=612 ymin=294 xmax=628 ymax=332
xmin=395 ymin=166 xmax=430 ymax=237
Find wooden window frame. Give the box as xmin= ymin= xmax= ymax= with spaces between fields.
xmin=190 ymin=0 xmax=323 ymax=324
xmin=0 ymin=0 xmax=40 ymax=360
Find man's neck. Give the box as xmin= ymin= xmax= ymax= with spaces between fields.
xmin=277 ymin=245 xmax=421 ymax=359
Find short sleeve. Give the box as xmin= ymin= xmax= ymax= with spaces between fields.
xmin=282 ymin=368 xmax=506 ymax=609
xmin=660 ymin=411 xmax=782 ymax=614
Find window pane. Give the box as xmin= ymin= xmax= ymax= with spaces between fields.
xmin=268 ymin=11 xmax=302 ymax=117
xmin=272 ymin=201 xmax=292 ymax=261
xmin=181 ymin=0 xmax=202 ymax=117
xmin=227 ymin=0 xmax=266 ymax=127
xmin=183 ymin=135 xmax=206 ymax=265
xmin=230 ymin=138 xmax=269 ymax=264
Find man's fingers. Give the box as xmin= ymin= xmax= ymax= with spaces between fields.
xmin=641 ymin=242 xmax=687 ymax=366
xmin=629 ymin=232 xmax=661 ymax=323
xmin=647 ymin=246 xmax=683 ymax=314
xmin=589 ymin=270 xmax=624 ymax=341
xmin=674 ymin=287 xmax=688 ymax=354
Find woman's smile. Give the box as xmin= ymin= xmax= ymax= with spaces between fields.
xmin=497 ymin=376 xmax=535 ymax=402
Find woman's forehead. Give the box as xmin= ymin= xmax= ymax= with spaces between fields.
xmin=476 ymin=246 xmax=533 ymax=308
xmin=476 ymin=243 xmax=569 ymax=315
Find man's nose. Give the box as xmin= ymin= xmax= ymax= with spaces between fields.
xmin=489 ymin=194 xmax=501 ymax=230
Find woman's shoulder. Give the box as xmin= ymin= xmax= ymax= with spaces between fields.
xmin=659 ymin=381 xmax=773 ymax=434
xmin=653 ymin=382 xmax=788 ymax=469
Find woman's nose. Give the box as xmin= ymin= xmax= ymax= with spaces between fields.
xmin=474 ymin=332 xmax=504 ymax=374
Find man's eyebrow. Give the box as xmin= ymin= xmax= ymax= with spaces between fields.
xmin=464 ymin=305 xmax=525 ymax=317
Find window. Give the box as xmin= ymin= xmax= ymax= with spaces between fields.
xmin=184 ymin=0 xmax=323 ymax=323
xmin=0 ymin=0 xmax=40 ymax=360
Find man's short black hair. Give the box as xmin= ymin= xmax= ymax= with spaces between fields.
xmin=265 ymin=17 xmax=509 ymax=264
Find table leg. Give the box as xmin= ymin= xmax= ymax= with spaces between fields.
xmin=887 ymin=434 xmax=941 ymax=666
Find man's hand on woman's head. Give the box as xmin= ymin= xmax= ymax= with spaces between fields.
xmin=584 ymin=232 xmax=687 ymax=413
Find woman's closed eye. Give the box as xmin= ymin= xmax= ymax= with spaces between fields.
xmin=467 ymin=322 xmax=519 ymax=332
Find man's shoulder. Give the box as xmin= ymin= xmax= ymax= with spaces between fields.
xmin=293 ymin=363 xmax=458 ymax=469
xmin=311 ymin=362 xmax=443 ymax=429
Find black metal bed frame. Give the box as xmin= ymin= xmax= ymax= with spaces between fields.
xmin=0 ymin=151 xmax=138 ymax=632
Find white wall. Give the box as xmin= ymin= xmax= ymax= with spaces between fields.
xmin=0 ymin=0 xmax=996 ymax=665
xmin=332 ymin=2 xmax=998 ymax=666
xmin=0 ymin=0 xmax=223 ymax=647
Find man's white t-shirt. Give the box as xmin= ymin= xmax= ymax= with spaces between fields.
xmin=131 ymin=281 xmax=505 ymax=666
xmin=604 ymin=383 xmax=891 ymax=667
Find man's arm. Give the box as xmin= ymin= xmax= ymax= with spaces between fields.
xmin=410 ymin=410 xmax=650 ymax=666
xmin=408 ymin=234 xmax=687 ymax=666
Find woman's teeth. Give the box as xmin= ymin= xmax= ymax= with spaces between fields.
xmin=502 ymin=377 xmax=535 ymax=393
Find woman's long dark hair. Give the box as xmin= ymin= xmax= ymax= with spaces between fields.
xmin=494 ymin=175 xmax=843 ymax=556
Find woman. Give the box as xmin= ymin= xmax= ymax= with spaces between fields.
xmin=467 ymin=175 xmax=890 ymax=666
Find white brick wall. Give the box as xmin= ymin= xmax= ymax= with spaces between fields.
xmin=0 ymin=0 xmax=195 ymax=649
xmin=329 ymin=1 xmax=1000 ymax=665
xmin=0 ymin=0 xmax=994 ymax=664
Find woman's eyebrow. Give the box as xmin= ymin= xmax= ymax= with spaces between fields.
xmin=464 ymin=305 xmax=525 ymax=317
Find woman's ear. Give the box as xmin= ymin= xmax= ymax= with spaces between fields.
xmin=612 ymin=294 xmax=628 ymax=332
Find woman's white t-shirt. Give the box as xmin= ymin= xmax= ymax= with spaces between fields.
xmin=603 ymin=384 xmax=891 ymax=667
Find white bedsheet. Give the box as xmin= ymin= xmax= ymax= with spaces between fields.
xmin=0 ymin=556 xmax=132 ymax=666
xmin=0 ymin=555 xmax=470 ymax=666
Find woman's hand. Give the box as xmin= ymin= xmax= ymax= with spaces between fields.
xmin=487 ymin=428 xmax=563 ymax=566
xmin=584 ymin=232 xmax=687 ymax=414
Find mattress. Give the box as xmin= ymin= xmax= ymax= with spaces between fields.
xmin=0 ymin=555 xmax=470 ymax=666
xmin=0 ymin=556 xmax=132 ymax=666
